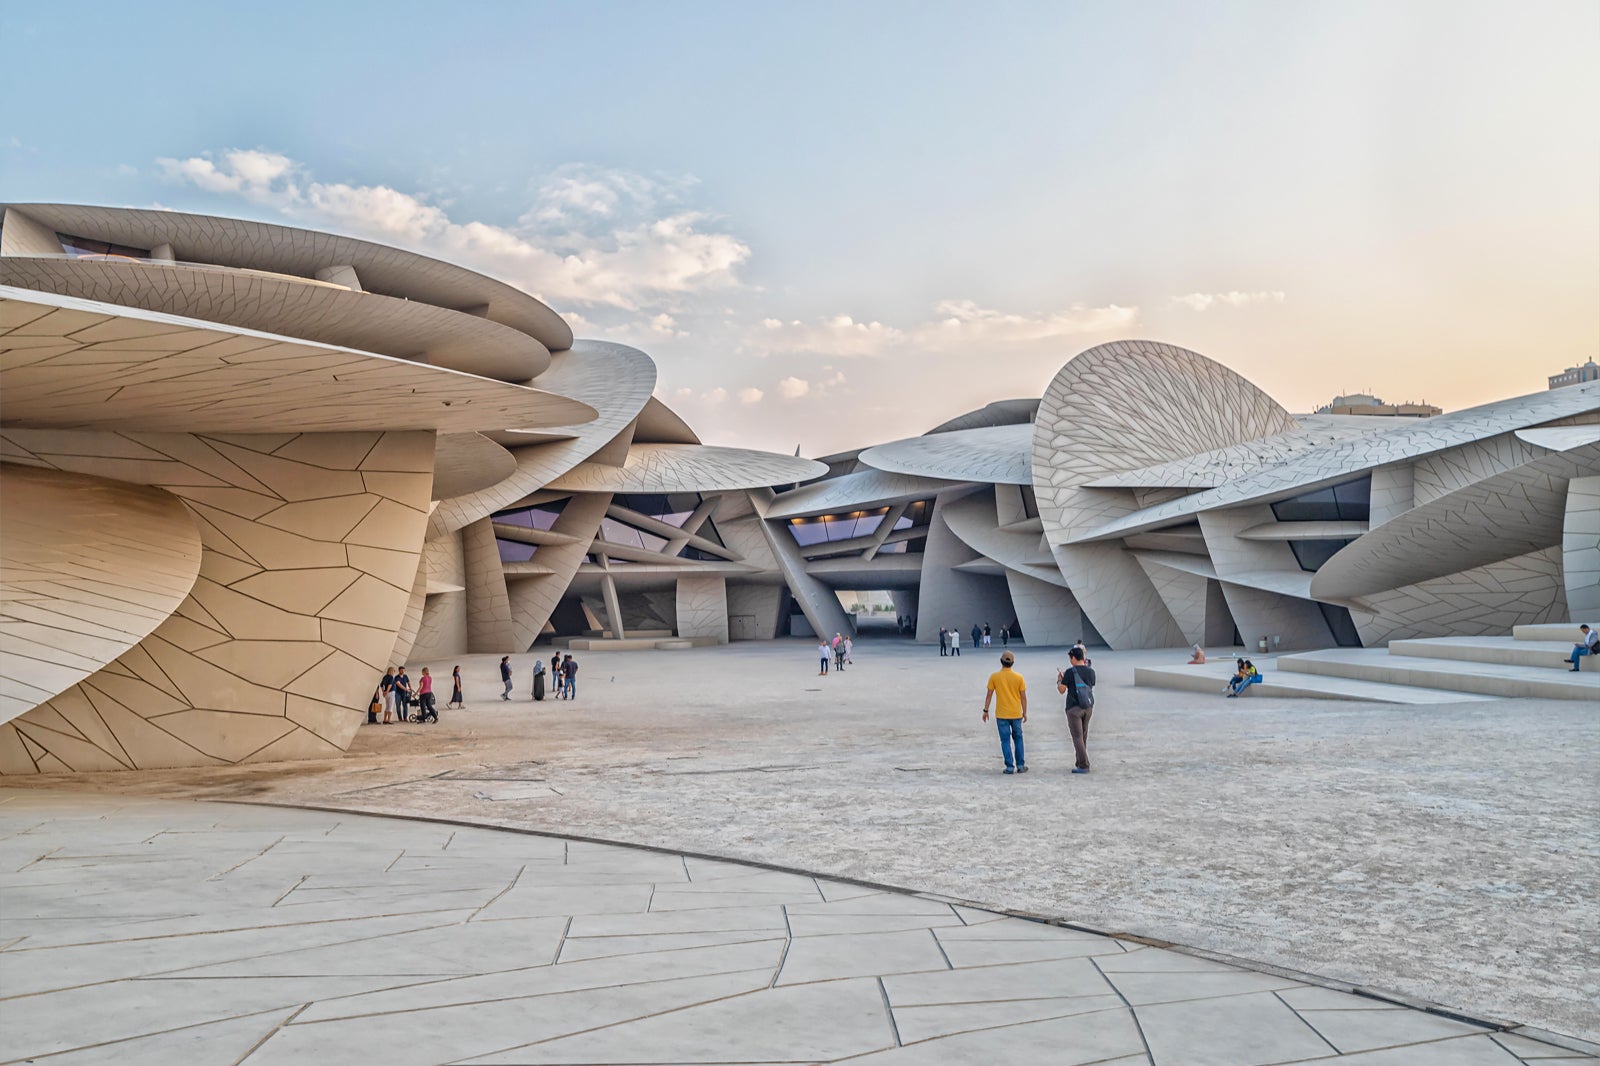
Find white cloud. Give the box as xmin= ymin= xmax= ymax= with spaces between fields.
xmin=747 ymin=300 xmax=1136 ymax=358
xmin=779 ymin=376 xmax=811 ymax=398
xmin=1172 ymin=291 xmax=1285 ymax=312
xmin=755 ymin=314 xmax=906 ymax=357
xmin=672 ymin=386 xmax=694 ymax=401
xmin=157 ymin=149 xmax=749 ymax=310
xmin=702 ymin=387 xmax=728 ymax=404
xmin=738 ymin=387 xmax=765 ymax=404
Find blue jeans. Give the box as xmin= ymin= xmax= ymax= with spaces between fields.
xmin=1571 ymin=645 xmax=1591 ymax=666
xmin=996 ymin=717 xmax=1025 ymax=769
xmin=563 ymin=676 xmax=576 ymax=699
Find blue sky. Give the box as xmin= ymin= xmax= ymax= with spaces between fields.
xmin=3 ymin=0 xmax=1596 ymax=453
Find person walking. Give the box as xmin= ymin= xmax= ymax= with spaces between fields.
xmin=833 ymin=633 xmax=846 ymax=673
xmin=449 ymin=665 xmax=464 ymax=708
xmin=982 ymin=623 xmax=992 ymax=647
xmin=562 ymin=654 xmax=578 ymax=699
xmin=499 ymin=656 xmax=513 ymax=701
xmin=1568 ymin=624 xmax=1598 ymax=671
xmin=532 ymin=657 xmax=547 ymax=701
xmin=818 ymin=640 xmax=830 ymax=675
xmin=939 ymin=627 xmax=948 ymax=656
xmin=971 ymin=623 xmax=982 ymax=650
xmin=1058 ymin=647 xmax=1097 ymax=774
xmin=844 ymin=635 xmax=853 ymax=665
xmin=416 ymin=667 xmax=437 ymax=722
xmin=1001 ymin=623 xmax=1010 ymax=648
xmin=949 ymin=626 xmax=961 ymax=657
xmin=982 ymin=650 xmax=1028 ymax=774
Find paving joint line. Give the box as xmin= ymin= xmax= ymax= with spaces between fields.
xmin=199 ymin=795 xmax=1584 ymax=1053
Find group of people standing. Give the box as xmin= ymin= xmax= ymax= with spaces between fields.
xmin=502 ymin=654 xmax=580 ymax=701
xmin=370 ymin=664 xmax=462 ymax=724
xmin=979 ymin=642 xmax=1098 ymax=775
xmin=817 ymin=633 xmax=853 ymax=674
xmin=938 ymin=622 xmax=1012 ymax=656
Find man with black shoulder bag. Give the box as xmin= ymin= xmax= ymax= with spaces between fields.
xmin=1056 ymin=646 xmax=1096 ymax=774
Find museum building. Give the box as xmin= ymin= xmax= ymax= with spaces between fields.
xmin=2 ymin=203 xmax=1596 ymax=773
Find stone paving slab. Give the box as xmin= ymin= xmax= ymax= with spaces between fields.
xmin=0 ymin=790 xmax=1593 ymax=1065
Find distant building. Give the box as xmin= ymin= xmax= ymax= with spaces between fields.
xmin=1549 ymin=359 xmax=1600 ymax=390
xmin=1315 ymin=393 xmax=1441 ymax=418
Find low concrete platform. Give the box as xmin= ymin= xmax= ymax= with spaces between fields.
xmin=1389 ymin=635 xmax=1598 ymax=672
xmin=1278 ymin=648 xmax=1600 ymax=700
xmin=1134 ymin=659 xmax=1495 ymax=704
xmin=555 ymin=635 xmax=723 ymax=651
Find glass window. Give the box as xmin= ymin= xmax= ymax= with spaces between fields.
xmin=493 ymin=497 xmax=569 ymax=530
xmin=497 ymin=539 xmax=538 ymax=563
xmin=1318 ymin=602 xmax=1364 ymax=647
xmin=1289 ymin=538 xmax=1355 ymax=572
xmin=56 ymin=232 xmax=151 ymax=260
xmin=1271 ymin=476 xmax=1371 ymax=523
xmin=1020 ymin=485 xmax=1039 ymax=520
xmin=598 ymin=517 xmax=668 ymax=553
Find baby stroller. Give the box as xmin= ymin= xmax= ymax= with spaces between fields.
xmin=415 ymin=692 xmax=439 ymax=723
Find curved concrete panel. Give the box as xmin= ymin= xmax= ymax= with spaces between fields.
xmin=858 ymin=422 xmax=1034 ymax=485
xmin=1310 ymin=441 xmax=1600 ymax=599
xmin=765 ymin=468 xmax=953 ymax=520
xmin=0 ymin=256 xmax=550 ymax=381
xmin=1033 ymin=340 xmax=1297 ymax=648
xmin=428 ymin=341 xmax=658 ymax=537
xmin=1075 ymin=382 xmax=1600 ymax=543
xmin=0 ymin=465 xmax=202 ymax=723
xmin=433 ymin=432 xmax=517 ymax=501
xmin=925 ymin=398 xmax=1039 ymax=434
xmin=0 ymin=288 xmax=596 ymax=434
xmin=633 ymin=397 xmax=702 ymax=445
xmin=4 ymin=203 xmax=573 ymax=351
xmin=547 ymin=444 xmax=826 ymax=494
xmin=0 ymin=429 xmax=435 ymax=774
xmin=939 ymin=489 xmax=1068 ymax=587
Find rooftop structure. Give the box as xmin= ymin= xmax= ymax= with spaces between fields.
xmin=1314 ymin=393 xmax=1441 ymax=417
xmin=1550 ymin=358 xmax=1600 ymax=390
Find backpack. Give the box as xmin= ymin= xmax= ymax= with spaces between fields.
xmin=1066 ymin=666 xmax=1095 ymax=710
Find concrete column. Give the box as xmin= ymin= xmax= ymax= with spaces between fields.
xmin=676 ymin=575 xmax=729 ymax=643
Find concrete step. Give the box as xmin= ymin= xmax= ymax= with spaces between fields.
xmin=1133 ymin=661 xmax=1494 ymax=705
xmin=1514 ymin=622 xmax=1593 ymax=642
xmin=1388 ymin=636 xmax=1597 ymax=673
xmin=1277 ymin=650 xmax=1600 ymax=701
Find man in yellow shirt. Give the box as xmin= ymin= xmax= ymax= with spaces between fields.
xmin=981 ymin=651 xmax=1028 ymax=774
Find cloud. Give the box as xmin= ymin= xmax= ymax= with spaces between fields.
xmin=779 ymin=376 xmax=811 ymax=398
xmin=157 ymin=149 xmax=750 ymax=310
xmin=738 ymin=387 xmax=765 ymax=404
xmin=1172 ymin=291 xmax=1285 ymax=312
xmin=747 ymin=300 xmax=1137 ymax=358
xmin=755 ymin=315 xmax=906 ymax=357
xmin=702 ymin=387 xmax=728 ymax=404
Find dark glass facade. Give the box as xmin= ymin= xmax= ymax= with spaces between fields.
xmin=57 ymin=232 xmax=152 ymax=260
xmin=1270 ymin=477 xmax=1371 ymax=523
xmin=1288 ymin=537 xmax=1356 ymax=572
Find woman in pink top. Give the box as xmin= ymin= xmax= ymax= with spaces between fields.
xmin=417 ymin=667 xmax=437 ymax=722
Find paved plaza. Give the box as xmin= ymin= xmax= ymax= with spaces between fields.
xmin=2 ymin=638 xmax=1596 ymax=1060
xmin=2 ymin=789 xmax=1594 ymax=1065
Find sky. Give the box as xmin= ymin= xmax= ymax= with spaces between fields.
xmin=2 ymin=0 xmax=1596 ymax=455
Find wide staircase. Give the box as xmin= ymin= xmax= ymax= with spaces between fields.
xmin=1273 ymin=623 xmax=1598 ymax=702
xmin=1134 ymin=623 xmax=1599 ymax=704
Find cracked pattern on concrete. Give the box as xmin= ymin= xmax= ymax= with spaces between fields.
xmin=2 ymin=789 xmax=1592 ymax=1065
